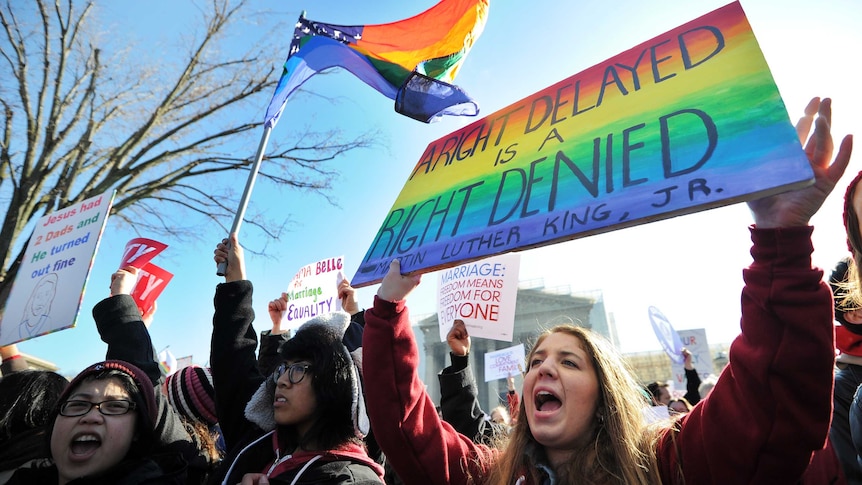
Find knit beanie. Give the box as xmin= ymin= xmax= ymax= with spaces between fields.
xmin=166 ymin=365 xmax=218 ymax=426
xmin=59 ymin=360 xmax=158 ymax=427
xmin=244 ymin=311 xmax=369 ymax=438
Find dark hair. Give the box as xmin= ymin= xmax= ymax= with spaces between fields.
xmin=0 ymin=370 xmax=68 ymax=442
xmin=47 ymin=369 xmax=157 ymax=458
xmin=278 ymin=323 xmax=358 ymax=450
xmin=646 ymin=381 xmax=669 ymax=402
xmin=669 ymin=397 xmax=693 ymax=413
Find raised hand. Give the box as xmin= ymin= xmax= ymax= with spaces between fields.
xmin=338 ymin=278 xmax=361 ymax=315
xmin=268 ymin=292 xmax=288 ymax=332
xmin=747 ymin=97 xmax=853 ymax=228
xmin=376 ymin=259 xmax=421 ymax=302
xmin=110 ymin=266 xmax=139 ymax=296
xmin=213 ymin=232 xmax=246 ymax=282
xmin=682 ymin=348 xmax=693 ymax=370
xmin=447 ymin=319 xmax=470 ymax=356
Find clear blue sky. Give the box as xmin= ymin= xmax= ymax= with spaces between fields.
xmin=11 ymin=0 xmax=861 ymax=376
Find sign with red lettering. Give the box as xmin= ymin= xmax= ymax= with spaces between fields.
xmin=670 ymin=328 xmax=715 ymax=391
xmin=0 ymin=190 xmax=114 ymax=346
xmin=131 ymin=262 xmax=174 ymax=316
xmin=437 ymin=253 xmax=520 ymax=342
xmin=352 ymin=2 xmax=813 ymax=287
xmin=282 ymin=255 xmax=344 ymax=332
xmin=484 ymin=343 xmax=525 ymax=382
xmin=121 ymin=238 xmax=167 ymax=269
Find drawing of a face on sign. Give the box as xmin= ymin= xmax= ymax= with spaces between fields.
xmin=648 ymin=306 xmax=684 ymax=364
xmin=19 ymin=273 xmax=58 ymax=338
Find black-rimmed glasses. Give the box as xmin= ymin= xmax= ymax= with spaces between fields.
xmin=272 ymin=362 xmax=312 ymax=385
xmin=59 ymin=399 xmax=136 ymax=417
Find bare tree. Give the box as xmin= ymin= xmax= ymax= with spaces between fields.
xmin=0 ymin=0 xmax=377 ymax=311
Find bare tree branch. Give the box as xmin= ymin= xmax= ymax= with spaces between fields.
xmin=0 ymin=0 xmax=380 ymax=312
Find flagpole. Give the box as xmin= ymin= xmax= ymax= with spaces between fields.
xmin=216 ymin=124 xmax=273 ymax=276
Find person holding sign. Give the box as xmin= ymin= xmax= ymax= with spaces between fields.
xmin=360 ymin=97 xmax=852 ymax=484
xmin=5 ymin=360 xmax=188 ymax=484
xmin=92 ymin=266 xmax=215 ymax=484
xmin=438 ymin=319 xmax=509 ymax=446
xmin=680 ymin=348 xmax=702 ymax=406
xmin=209 ymin=235 xmax=384 ymax=485
xmin=258 ymin=279 xmax=368 ymax=377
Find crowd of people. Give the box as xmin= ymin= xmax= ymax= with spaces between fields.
xmin=0 ymin=96 xmax=856 ymax=484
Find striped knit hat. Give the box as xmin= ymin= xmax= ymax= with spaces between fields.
xmin=166 ymin=365 xmax=217 ymax=426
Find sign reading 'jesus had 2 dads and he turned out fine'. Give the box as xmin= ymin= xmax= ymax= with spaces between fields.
xmin=0 ymin=191 xmax=114 ymax=346
xmin=351 ymin=2 xmax=813 ymax=287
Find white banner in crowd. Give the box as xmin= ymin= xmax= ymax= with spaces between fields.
xmin=484 ymin=343 xmax=525 ymax=382
xmin=670 ymin=328 xmax=715 ymax=390
xmin=437 ymin=253 xmax=520 ymax=342
xmin=0 ymin=190 xmax=114 ymax=346
xmin=282 ymin=255 xmax=344 ymax=333
xmin=175 ymin=355 xmax=194 ymax=372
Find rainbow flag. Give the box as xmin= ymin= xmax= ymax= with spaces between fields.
xmin=264 ymin=0 xmax=489 ymax=126
xmin=159 ymin=348 xmax=177 ymax=376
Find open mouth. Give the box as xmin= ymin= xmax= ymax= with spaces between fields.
xmin=70 ymin=434 xmax=101 ymax=456
xmin=535 ymin=391 xmax=562 ymax=412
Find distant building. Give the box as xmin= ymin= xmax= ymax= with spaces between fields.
xmin=622 ymin=345 xmax=730 ymax=385
xmin=0 ymin=352 xmax=59 ymax=376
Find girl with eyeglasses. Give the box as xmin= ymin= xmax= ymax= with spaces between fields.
xmin=93 ymin=265 xmax=221 ymax=485
xmin=209 ymin=235 xmax=384 ymax=485
xmin=5 ymin=360 xmax=187 ymax=484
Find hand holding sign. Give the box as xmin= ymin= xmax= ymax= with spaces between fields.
xmin=120 ymin=238 xmax=173 ymax=318
xmin=110 ymin=266 xmax=139 ymax=296
xmin=747 ymin=97 xmax=852 ymax=229
xmin=338 ymin=277 xmax=360 ymax=315
xmin=446 ymin=319 xmax=471 ymax=357
xmin=682 ymin=348 xmax=694 ymax=370
xmin=377 ymin=259 xmax=421 ymax=302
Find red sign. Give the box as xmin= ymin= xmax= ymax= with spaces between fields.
xmin=130 ymin=262 xmax=173 ymax=316
xmin=121 ymin=238 xmax=167 ymax=269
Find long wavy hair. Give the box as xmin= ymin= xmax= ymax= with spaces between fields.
xmin=483 ymin=325 xmax=670 ymax=485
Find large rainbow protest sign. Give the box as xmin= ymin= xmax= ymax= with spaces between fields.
xmin=352 ymin=2 xmax=812 ymax=287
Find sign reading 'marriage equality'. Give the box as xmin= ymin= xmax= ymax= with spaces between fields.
xmin=352 ymin=1 xmax=813 ymax=287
